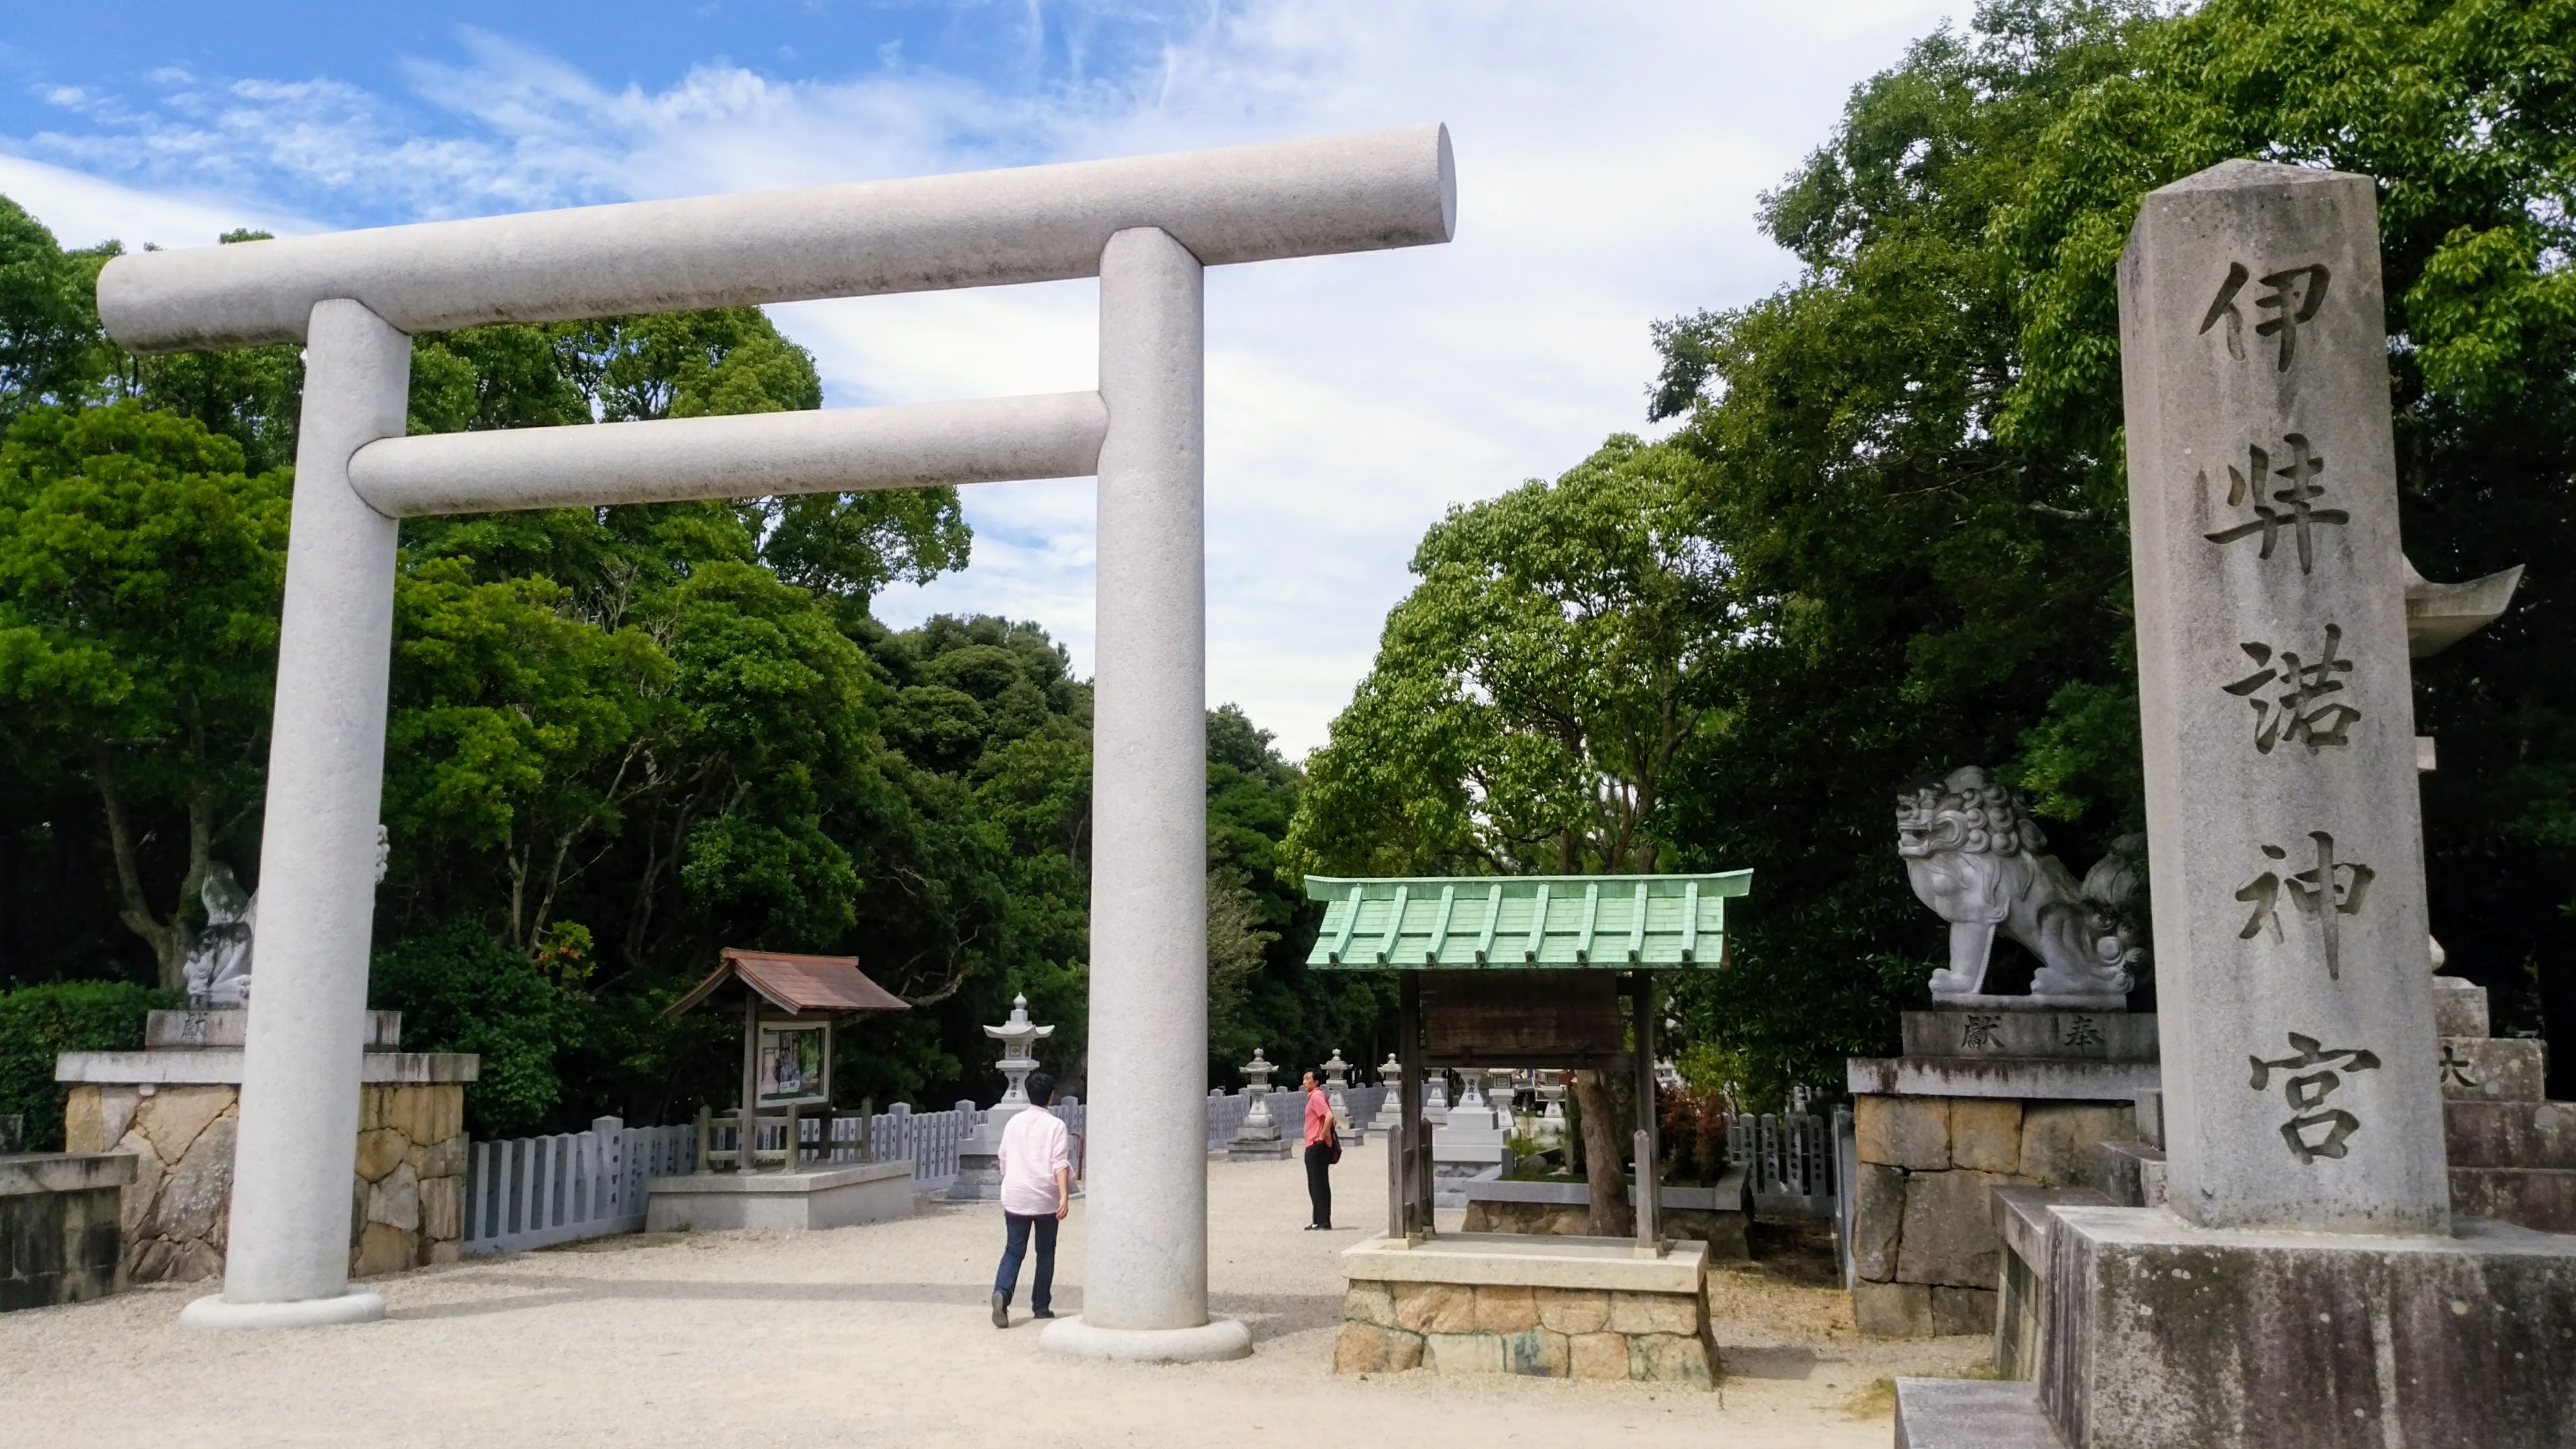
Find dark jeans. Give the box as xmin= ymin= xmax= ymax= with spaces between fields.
xmin=1304 ymin=1142 xmax=1333 ymax=1228
xmin=995 ymin=1211 xmax=1058 ymax=1313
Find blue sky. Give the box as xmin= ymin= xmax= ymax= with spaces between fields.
xmin=0 ymin=1 xmax=1962 ymax=754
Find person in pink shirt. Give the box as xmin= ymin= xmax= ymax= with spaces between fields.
xmin=991 ymin=1071 xmax=1072 ymax=1327
xmin=1301 ymin=1069 xmax=1338 ymax=1231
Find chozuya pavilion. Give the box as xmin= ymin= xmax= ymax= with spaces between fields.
xmin=1305 ymin=870 xmax=1750 ymax=1384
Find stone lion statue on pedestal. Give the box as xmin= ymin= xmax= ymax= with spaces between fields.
xmin=1895 ymin=766 xmax=2143 ymax=1001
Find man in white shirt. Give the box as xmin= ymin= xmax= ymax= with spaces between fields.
xmin=991 ymin=1070 xmax=1073 ymax=1327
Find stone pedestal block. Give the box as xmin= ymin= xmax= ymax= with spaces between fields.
xmin=2438 ymin=1036 xmax=2548 ymax=1103
xmin=645 ymin=1159 xmax=915 ymax=1232
xmin=1902 ymin=1011 xmax=2158 ymax=1062
xmin=2432 ymin=977 xmax=2490 ymax=1038
xmin=2038 ymin=1206 xmax=2576 ymax=1448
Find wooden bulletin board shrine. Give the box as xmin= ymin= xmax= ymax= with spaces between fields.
xmin=667 ymin=949 xmax=909 ymax=1173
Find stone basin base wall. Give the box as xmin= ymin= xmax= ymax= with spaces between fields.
xmin=1335 ymin=1279 xmax=1713 ymax=1384
xmin=0 ymin=1157 xmax=132 ymax=1311
xmin=65 ymin=1083 xmax=467 ymax=1283
xmin=1459 ymin=1200 xmax=1748 ymax=1259
xmin=1848 ymin=1095 xmax=2132 ymax=1338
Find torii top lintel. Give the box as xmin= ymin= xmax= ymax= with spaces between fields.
xmin=96 ymin=124 xmax=1457 ymax=354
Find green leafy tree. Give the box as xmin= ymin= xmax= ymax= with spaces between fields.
xmin=1287 ymin=435 xmax=1729 ymax=882
xmin=1994 ymin=0 xmax=2576 ymax=1082
xmin=1645 ymin=3 xmax=2162 ymax=1104
xmin=0 ymin=200 xmax=114 ymax=424
xmin=0 ymin=404 xmax=289 ymax=988
xmin=1206 ymin=704 xmax=1383 ymax=1084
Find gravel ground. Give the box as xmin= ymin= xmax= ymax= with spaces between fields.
xmin=0 ymin=1138 xmax=1984 ymax=1447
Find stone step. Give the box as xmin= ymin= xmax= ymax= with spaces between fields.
xmin=2444 ymin=1100 xmax=2576 ymax=1169
xmin=1901 ymin=1010 xmax=2155 ymax=1062
xmin=1894 ymin=1379 xmax=2064 ymax=1449
xmin=2449 ymin=1167 xmax=2576 ymax=1234
xmin=2440 ymin=1037 xmax=2548 ymax=1103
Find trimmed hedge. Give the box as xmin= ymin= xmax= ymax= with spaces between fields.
xmin=0 ymin=981 xmax=175 ymax=1151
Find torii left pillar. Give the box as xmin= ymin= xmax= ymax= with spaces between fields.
xmin=181 ymin=298 xmax=410 ymax=1328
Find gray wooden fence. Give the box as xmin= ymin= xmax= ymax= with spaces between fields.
xmin=461 ymin=1116 xmax=695 ymax=1255
xmin=1728 ymin=1110 xmax=1839 ymax=1219
xmin=462 ymin=1097 xmax=1096 ymax=1254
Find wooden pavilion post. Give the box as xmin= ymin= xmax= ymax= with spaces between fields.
xmin=739 ymin=995 xmax=760 ymax=1176
xmin=1398 ymin=972 xmax=1428 ymax=1241
xmin=1631 ymin=973 xmax=1663 ymax=1257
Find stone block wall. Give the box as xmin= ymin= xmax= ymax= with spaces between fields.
xmin=1848 ymin=1095 xmax=2132 ymax=1338
xmin=354 ymin=1083 xmax=468 ymax=1276
xmin=1335 ymin=1280 xmax=1713 ymax=1384
xmin=64 ymin=1082 xmax=466 ymax=1283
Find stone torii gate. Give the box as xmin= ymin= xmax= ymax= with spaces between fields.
xmin=99 ymin=126 xmax=1456 ymax=1354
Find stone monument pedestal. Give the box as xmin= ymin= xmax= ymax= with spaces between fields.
xmin=1845 ymin=1007 xmax=2155 ymax=1337
xmin=56 ymin=1009 xmax=477 ymax=1284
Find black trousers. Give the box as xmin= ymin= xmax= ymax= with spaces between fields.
xmin=1304 ymin=1141 xmax=1333 ymax=1228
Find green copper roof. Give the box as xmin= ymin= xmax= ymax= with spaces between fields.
xmin=1302 ymin=872 xmax=1752 ymax=970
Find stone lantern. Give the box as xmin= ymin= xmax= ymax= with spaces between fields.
xmin=1322 ymin=1048 xmax=1366 ymax=1144
xmin=1227 ymin=1049 xmax=1292 ymax=1160
xmin=950 ymin=993 xmax=1056 ymax=1200
xmin=986 ymin=994 xmax=1054 ymax=1120
xmin=1534 ymin=1071 xmax=1569 ymax=1146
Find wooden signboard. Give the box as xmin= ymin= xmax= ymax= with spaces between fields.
xmin=1421 ymin=970 xmax=1625 ymax=1067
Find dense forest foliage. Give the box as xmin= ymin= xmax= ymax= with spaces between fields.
xmin=0 ymin=211 xmax=1359 ymax=1139
xmin=1295 ymin=0 xmax=2576 ymax=1105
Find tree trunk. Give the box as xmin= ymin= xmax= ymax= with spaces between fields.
xmin=1574 ymin=1068 xmax=1630 ymax=1236
xmin=94 ymin=751 xmax=198 ymax=991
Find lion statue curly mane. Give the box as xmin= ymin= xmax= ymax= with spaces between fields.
xmin=1895 ymin=766 xmax=2143 ymax=1001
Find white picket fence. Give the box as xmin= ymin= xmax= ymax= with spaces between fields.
xmin=462 ymin=1097 xmax=1092 ymax=1255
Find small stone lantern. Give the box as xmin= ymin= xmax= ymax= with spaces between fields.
xmin=948 ymin=993 xmax=1056 ymax=1201
xmin=1228 ymin=1049 xmax=1292 ymax=1160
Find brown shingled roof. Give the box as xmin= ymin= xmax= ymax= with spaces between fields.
xmin=666 ymin=949 xmax=911 ymax=1018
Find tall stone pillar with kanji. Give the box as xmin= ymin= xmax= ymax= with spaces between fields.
xmin=2122 ymin=159 xmax=2448 ymax=1234
xmin=1893 ymin=159 xmax=2576 ymax=1449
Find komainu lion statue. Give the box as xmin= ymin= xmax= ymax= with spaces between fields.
xmin=1896 ymin=766 xmax=2144 ymax=1001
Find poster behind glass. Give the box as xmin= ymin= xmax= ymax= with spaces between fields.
xmin=757 ymin=1022 xmax=829 ymax=1105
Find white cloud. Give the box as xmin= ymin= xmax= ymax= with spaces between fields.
xmin=1 ymin=1 xmax=1961 ymax=754
xmin=0 ymin=152 xmax=313 ymax=249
